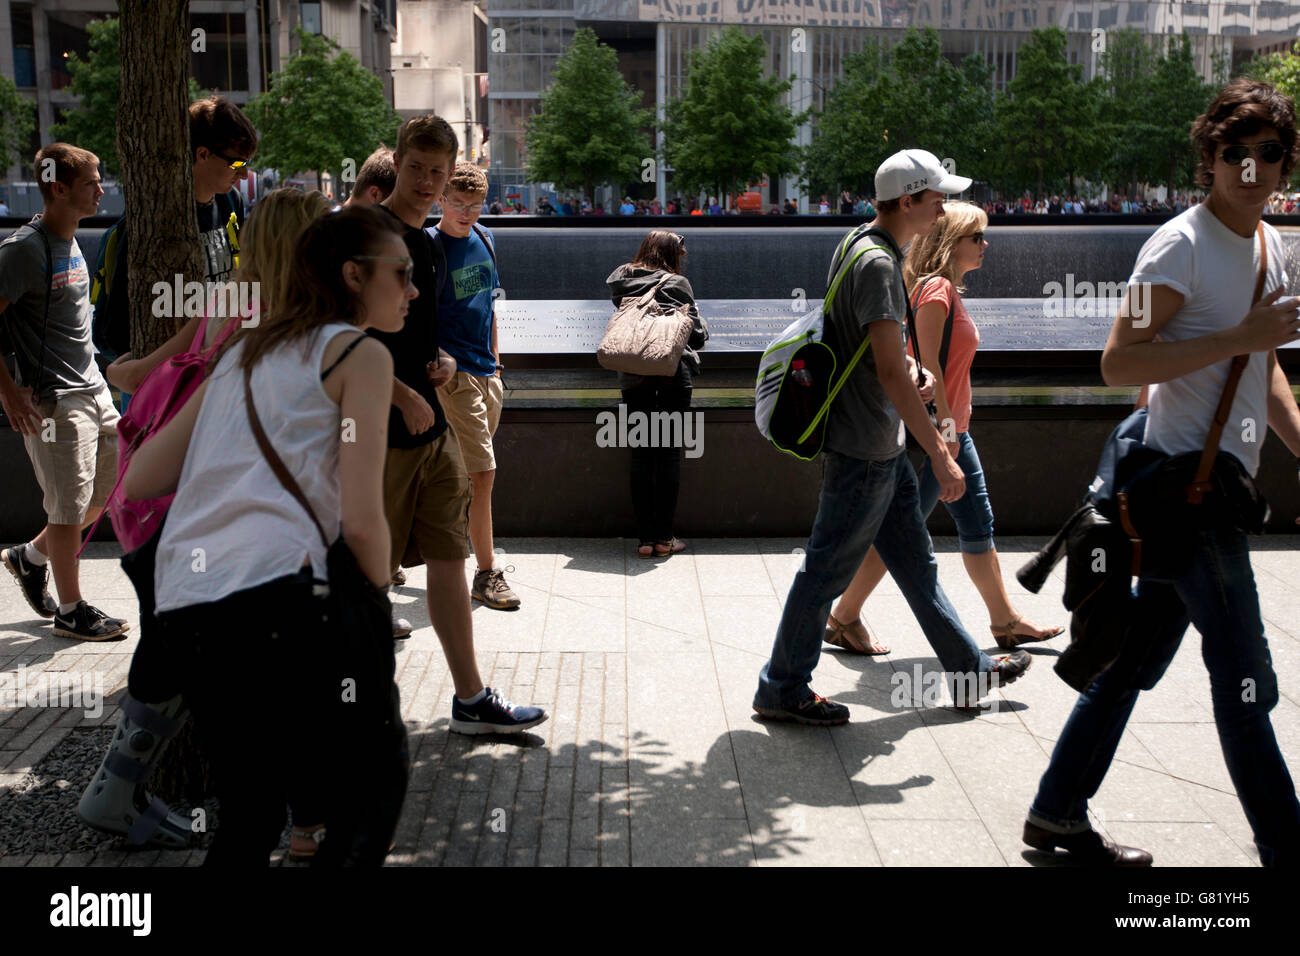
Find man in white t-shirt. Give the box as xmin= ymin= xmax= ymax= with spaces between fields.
xmin=1025 ymin=79 xmax=1300 ymax=867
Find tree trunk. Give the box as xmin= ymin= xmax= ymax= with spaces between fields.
xmin=119 ymin=0 xmax=205 ymax=358
xmin=119 ymin=0 xmax=213 ymax=802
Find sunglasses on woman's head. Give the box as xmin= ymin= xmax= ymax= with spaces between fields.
xmin=1221 ymin=141 xmax=1286 ymax=166
xmin=352 ymin=255 xmax=414 ymax=286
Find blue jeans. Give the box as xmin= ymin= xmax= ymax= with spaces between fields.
xmin=1029 ymin=528 xmax=1300 ymax=866
xmin=917 ymin=431 xmax=995 ymax=555
xmin=755 ymin=449 xmax=994 ymax=709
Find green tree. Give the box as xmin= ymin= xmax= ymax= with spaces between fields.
xmin=1242 ymin=43 xmax=1300 ymax=104
xmin=1096 ymin=28 xmax=1160 ymax=201
xmin=246 ymin=29 xmax=401 ymax=192
xmin=803 ymin=28 xmax=995 ymax=198
xmin=51 ymin=15 xmax=208 ymax=175
xmin=1148 ymin=36 xmax=1216 ymax=198
xmin=0 ymin=72 xmax=35 ymax=172
xmin=524 ymin=28 xmax=653 ymax=203
xmin=995 ymin=27 xmax=1099 ymax=199
xmin=662 ymin=26 xmax=801 ymax=207
xmin=51 ymin=16 xmax=122 ymax=173
xmin=802 ymin=40 xmax=889 ymax=198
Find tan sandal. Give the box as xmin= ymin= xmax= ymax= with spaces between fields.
xmin=652 ymin=538 xmax=687 ymax=557
xmin=991 ymin=613 xmax=1064 ymax=650
xmin=289 ymin=824 xmax=325 ymax=862
xmin=823 ymin=612 xmax=890 ymax=655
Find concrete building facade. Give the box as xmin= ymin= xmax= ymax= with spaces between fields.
xmin=1 ymin=0 xmax=396 ymax=184
xmin=480 ymin=0 xmax=1300 ymax=211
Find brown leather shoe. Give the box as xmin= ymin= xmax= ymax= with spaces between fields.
xmin=1023 ymin=820 xmax=1153 ymax=867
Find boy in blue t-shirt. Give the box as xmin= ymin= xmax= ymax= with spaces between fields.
xmin=432 ymin=163 xmax=519 ymax=609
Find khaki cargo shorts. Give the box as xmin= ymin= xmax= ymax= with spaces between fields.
xmin=438 ymin=370 xmax=503 ymax=474
xmin=383 ymin=428 xmax=472 ymax=570
xmin=22 ymin=385 xmax=120 ymax=526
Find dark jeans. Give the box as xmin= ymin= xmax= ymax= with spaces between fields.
xmin=157 ymin=570 xmax=338 ymax=866
xmin=621 ymin=378 xmax=692 ymax=544
xmin=755 ymin=450 xmax=992 ymax=709
xmin=1029 ymin=527 xmax=1300 ymax=866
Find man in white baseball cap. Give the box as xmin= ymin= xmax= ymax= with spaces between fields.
xmin=874 ymin=148 xmax=972 ymax=203
xmin=754 ymin=148 xmax=1030 ymax=726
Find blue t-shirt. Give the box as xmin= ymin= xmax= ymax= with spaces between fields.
xmin=431 ymin=224 xmax=500 ymax=377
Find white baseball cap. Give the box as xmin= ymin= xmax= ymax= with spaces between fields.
xmin=875 ymin=149 xmax=972 ymax=202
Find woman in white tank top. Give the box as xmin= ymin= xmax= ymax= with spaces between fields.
xmin=122 ymin=206 xmax=415 ymax=865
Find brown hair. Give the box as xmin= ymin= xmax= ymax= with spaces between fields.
xmin=190 ymin=95 xmax=259 ymax=162
xmin=1190 ymin=78 xmax=1298 ymax=188
xmin=354 ymin=145 xmax=396 ymax=199
xmin=446 ymin=161 xmax=488 ymax=198
xmin=903 ymin=201 xmax=988 ymax=294
xmin=34 ymin=143 xmax=100 ymax=201
xmin=236 ymin=205 xmax=404 ymax=370
xmin=630 ymin=230 xmax=686 ymax=274
xmin=395 ymin=114 xmax=458 ymax=163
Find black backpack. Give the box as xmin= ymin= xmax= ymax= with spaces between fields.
xmin=92 ymin=189 xmax=245 ymax=358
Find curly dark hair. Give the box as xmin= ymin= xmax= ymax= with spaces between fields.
xmin=1190 ymin=78 xmax=1298 ymax=189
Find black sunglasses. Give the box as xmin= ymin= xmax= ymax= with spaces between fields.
xmin=965 ymin=231 xmax=985 ymax=243
xmin=1221 ymin=141 xmax=1286 ymax=166
xmin=212 ymin=150 xmax=251 ymax=170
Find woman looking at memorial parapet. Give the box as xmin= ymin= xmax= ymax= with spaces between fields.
xmin=605 ymin=230 xmax=709 ymax=559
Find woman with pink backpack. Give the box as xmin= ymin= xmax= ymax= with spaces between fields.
xmin=119 ymin=205 xmax=412 ymax=864
xmin=76 ymin=189 xmax=335 ymax=852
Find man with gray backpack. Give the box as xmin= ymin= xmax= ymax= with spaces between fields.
xmin=753 ymin=149 xmax=1033 ymax=725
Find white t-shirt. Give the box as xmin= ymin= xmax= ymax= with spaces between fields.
xmin=1130 ymin=203 xmax=1287 ymax=477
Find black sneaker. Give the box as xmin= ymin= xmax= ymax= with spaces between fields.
xmin=51 ymin=602 xmax=130 ymax=642
xmin=992 ymin=650 xmax=1033 ymax=688
xmin=754 ymin=692 xmax=849 ymax=726
xmin=2 ymin=546 xmax=58 ymax=618
xmin=449 ymin=687 xmax=548 ymax=735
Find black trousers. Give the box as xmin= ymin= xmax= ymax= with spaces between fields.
xmin=156 ymin=572 xmax=344 ymax=866
xmin=621 ymin=378 xmax=692 ymax=544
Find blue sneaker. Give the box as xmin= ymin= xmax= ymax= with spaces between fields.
xmin=449 ymin=687 xmax=548 ymax=735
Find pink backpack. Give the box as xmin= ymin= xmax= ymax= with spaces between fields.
xmin=80 ymin=314 xmax=237 ymax=556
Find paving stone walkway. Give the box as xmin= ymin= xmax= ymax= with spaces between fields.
xmin=2 ymin=536 xmax=1297 ymax=866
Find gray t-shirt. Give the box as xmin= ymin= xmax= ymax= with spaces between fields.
xmin=0 ymin=219 xmax=102 ymax=399
xmin=822 ymin=233 xmax=908 ymax=461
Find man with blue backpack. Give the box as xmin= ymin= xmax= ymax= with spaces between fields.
xmin=754 ymin=149 xmax=1033 ymax=725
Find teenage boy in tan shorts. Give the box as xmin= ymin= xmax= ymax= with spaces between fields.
xmin=0 ymin=143 xmax=128 ymax=641
xmin=432 ymin=163 xmax=518 ymax=609
xmin=371 ymin=117 xmax=545 ymax=734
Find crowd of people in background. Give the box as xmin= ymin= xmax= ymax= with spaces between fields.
xmin=441 ymin=190 xmax=1216 ymax=218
